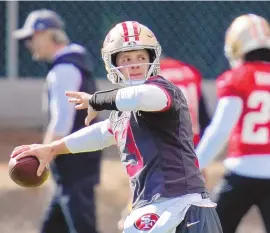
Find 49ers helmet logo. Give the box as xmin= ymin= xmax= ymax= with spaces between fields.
xmin=134 ymin=213 xmax=159 ymax=231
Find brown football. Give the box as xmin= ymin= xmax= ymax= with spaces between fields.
xmin=8 ymin=156 xmax=49 ymax=187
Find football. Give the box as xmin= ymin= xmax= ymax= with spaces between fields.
xmin=8 ymin=156 xmax=49 ymax=187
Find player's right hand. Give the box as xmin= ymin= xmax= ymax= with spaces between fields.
xmin=10 ymin=144 xmax=55 ymax=177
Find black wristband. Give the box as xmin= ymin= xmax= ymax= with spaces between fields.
xmin=89 ymin=88 xmax=119 ymax=111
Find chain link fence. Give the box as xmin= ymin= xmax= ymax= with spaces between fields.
xmin=2 ymin=1 xmax=270 ymax=79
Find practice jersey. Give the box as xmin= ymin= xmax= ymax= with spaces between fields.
xmin=216 ymin=62 xmax=270 ymax=158
xmin=108 ymin=76 xmax=206 ymax=209
xmin=160 ymin=58 xmax=202 ymax=146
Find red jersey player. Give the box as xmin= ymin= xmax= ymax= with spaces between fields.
xmin=196 ymin=14 xmax=270 ymax=233
xmin=160 ymin=57 xmax=210 ymax=147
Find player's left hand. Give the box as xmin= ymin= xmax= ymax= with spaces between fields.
xmin=66 ymin=91 xmax=98 ymax=126
xmin=65 ymin=91 xmax=91 ymax=110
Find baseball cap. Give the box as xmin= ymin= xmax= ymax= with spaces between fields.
xmin=13 ymin=9 xmax=65 ymax=40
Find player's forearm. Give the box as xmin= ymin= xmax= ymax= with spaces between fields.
xmin=49 ymin=139 xmax=71 ymax=156
xmin=62 ymin=120 xmax=115 ymax=154
xmin=49 ymin=121 xmax=115 ymax=158
xmin=196 ymin=126 xmax=230 ymax=169
xmin=89 ymin=84 xmax=169 ymax=112
xmin=196 ymin=97 xmax=243 ymax=169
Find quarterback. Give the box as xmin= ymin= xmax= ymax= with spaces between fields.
xmin=11 ymin=21 xmax=222 ymax=233
xmin=160 ymin=57 xmax=211 ymax=147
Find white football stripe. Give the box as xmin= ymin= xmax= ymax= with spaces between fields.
xmin=249 ymin=14 xmax=265 ymax=40
xmin=126 ymin=21 xmax=136 ymax=41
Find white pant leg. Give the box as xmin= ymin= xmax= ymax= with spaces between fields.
xmin=123 ymin=198 xmax=190 ymax=233
xmin=123 ymin=194 xmax=216 ymax=233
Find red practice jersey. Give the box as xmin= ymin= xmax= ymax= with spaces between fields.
xmin=216 ymin=62 xmax=270 ymax=157
xmin=160 ymin=58 xmax=202 ymax=146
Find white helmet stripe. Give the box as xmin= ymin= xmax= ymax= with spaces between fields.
xmin=249 ymin=14 xmax=266 ymax=41
xmin=126 ymin=21 xmax=135 ymax=41
xmin=122 ymin=21 xmax=140 ymax=42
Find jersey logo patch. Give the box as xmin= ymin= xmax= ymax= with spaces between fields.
xmin=134 ymin=213 xmax=159 ymax=231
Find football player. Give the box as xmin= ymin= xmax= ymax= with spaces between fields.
xmin=160 ymin=57 xmax=211 ymax=147
xmin=11 ymin=21 xmax=222 ymax=233
xmin=196 ymin=14 xmax=270 ymax=233
xmin=117 ymin=58 xmax=212 ymax=231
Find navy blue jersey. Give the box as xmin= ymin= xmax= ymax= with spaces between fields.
xmin=109 ymin=76 xmax=206 ymax=209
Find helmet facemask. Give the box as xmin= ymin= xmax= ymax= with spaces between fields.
xmin=102 ymin=21 xmax=162 ymax=86
xmin=105 ymin=48 xmax=161 ymax=86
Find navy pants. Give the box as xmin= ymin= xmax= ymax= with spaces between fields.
xmin=213 ymin=172 xmax=270 ymax=233
xmin=176 ymin=205 xmax=223 ymax=233
xmin=41 ymin=178 xmax=98 ymax=233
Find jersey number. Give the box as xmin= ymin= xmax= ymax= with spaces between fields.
xmin=242 ymin=91 xmax=270 ymax=144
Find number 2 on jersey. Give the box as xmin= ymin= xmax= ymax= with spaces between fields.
xmin=242 ymin=90 xmax=270 ymax=144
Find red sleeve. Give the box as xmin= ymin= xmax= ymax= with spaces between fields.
xmin=189 ymin=65 xmax=202 ymax=98
xmin=216 ymin=70 xmax=239 ymax=98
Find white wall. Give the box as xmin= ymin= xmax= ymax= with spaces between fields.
xmin=0 ymin=79 xmax=217 ymax=129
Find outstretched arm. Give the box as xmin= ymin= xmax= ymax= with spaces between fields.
xmin=66 ymin=84 xmax=171 ymax=113
xmin=196 ymin=96 xmax=243 ymax=169
xmin=11 ymin=119 xmax=115 ymax=176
